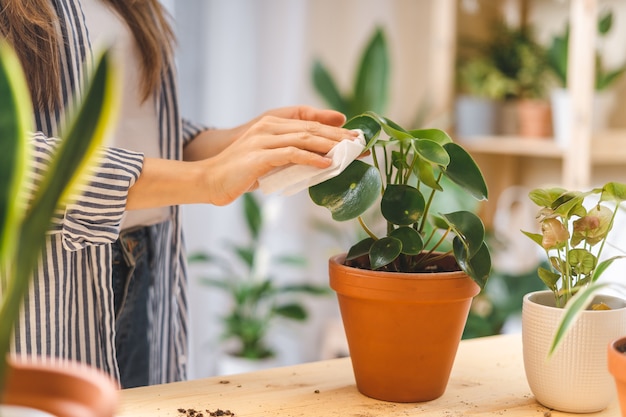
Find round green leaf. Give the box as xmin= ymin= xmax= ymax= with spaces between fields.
xmin=443 ymin=142 xmax=488 ymax=201
xmin=381 ymin=184 xmax=425 ymax=226
xmin=409 ymin=128 xmax=452 ymax=146
xmin=390 ymin=227 xmax=423 ymax=255
xmin=441 ymin=211 xmax=485 ymax=257
xmin=414 ymin=157 xmax=442 ymax=191
xmin=309 ymin=160 xmax=381 ymax=222
xmin=370 ymin=237 xmax=402 ymax=270
xmin=346 ymin=237 xmax=375 ymax=261
xmin=344 ymin=114 xmax=382 ymax=147
xmin=413 ymin=139 xmax=450 ymax=167
xmin=452 ymin=239 xmax=491 ymax=289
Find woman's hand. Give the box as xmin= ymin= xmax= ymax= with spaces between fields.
xmin=128 ymin=106 xmax=358 ymax=209
xmin=201 ymin=106 xmax=358 ymax=205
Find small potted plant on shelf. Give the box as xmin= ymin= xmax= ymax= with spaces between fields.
xmin=189 ymin=192 xmax=330 ymax=375
xmin=308 ymin=111 xmax=491 ymax=403
xmin=547 ymin=9 xmax=626 ymax=147
xmin=454 ymin=56 xmax=516 ymax=138
xmin=521 ymin=183 xmax=626 ymax=413
xmin=0 ymin=42 xmax=119 ymax=416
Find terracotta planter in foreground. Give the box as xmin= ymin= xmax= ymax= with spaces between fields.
xmin=609 ymin=336 xmax=626 ymax=417
xmin=329 ymin=253 xmax=480 ymax=403
xmin=1 ymin=358 xmax=119 ymax=417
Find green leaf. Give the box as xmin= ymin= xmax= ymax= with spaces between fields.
xmin=381 ymin=184 xmax=425 ymax=226
xmin=0 ymin=48 xmax=120 ymax=391
xmin=409 ymin=128 xmax=453 ymax=146
xmin=243 ymin=192 xmax=262 ymax=240
xmin=549 ymin=283 xmax=611 ymax=356
xmin=414 ymin=157 xmax=442 ymax=191
xmin=590 ymin=255 xmax=625 ymax=283
xmin=346 ymin=237 xmax=375 ymax=261
xmin=528 ymin=187 xmax=567 ymax=207
xmin=376 ymin=115 xmax=413 ymax=140
xmin=344 ymin=114 xmax=382 ymax=149
xmin=442 ymin=142 xmax=488 ymax=201
xmin=567 ymin=248 xmax=596 ymax=276
xmin=370 ymin=237 xmax=402 ymax=270
xmin=452 ymin=240 xmax=491 ymax=289
xmin=521 ymin=230 xmax=544 ymax=247
xmin=442 ymin=211 xmax=485 ymax=258
xmin=537 ymin=266 xmax=560 ymax=291
xmin=352 ymin=28 xmax=389 ymax=116
xmin=600 ymin=182 xmax=626 ymax=203
xmin=413 ymin=139 xmax=450 ymax=167
xmin=309 ymin=160 xmax=381 ymax=221
xmin=312 ymin=59 xmax=348 ymax=114
xmin=273 ymin=303 xmax=307 ymax=321
xmin=389 ymin=227 xmax=423 ymax=255
xmin=0 ymin=41 xmax=31 ymax=266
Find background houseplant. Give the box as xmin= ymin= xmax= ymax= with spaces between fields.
xmin=308 ymin=111 xmax=490 ymax=402
xmin=460 ymin=20 xmax=552 ymax=137
xmin=547 ymin=9 xmax=626 ymax=146
xmin=454 ymin=56 xmax=516 ymax=138
xmin=189 ymin=192 xmax=329 ymax=375
xmin=0 ymin=42 xmax=119 ymax=416
xmin=521 ymin=182 xmax=626 ymax=412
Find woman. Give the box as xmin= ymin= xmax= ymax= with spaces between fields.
xmin=0 ymin=0 xmax=355 ymax=388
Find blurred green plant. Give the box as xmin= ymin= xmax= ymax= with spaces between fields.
xmin=0 ymin=42 xmax=119 ymax=392
xmin=547 ymin=9 xmax=626 ymax=91
xmin=189 ymin=192 xmax=330 ymax=360
xmin=312 ymin=27 xmax=389 ymax=119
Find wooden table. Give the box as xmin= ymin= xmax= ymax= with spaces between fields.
xmin=117 ymin=333 xmax=621 ymax=416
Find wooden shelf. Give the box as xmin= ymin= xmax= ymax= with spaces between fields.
xmin=459 ymin=136 xmax=563 ymax=159
xmin=459 ymin=129 xmax=626 ymax=164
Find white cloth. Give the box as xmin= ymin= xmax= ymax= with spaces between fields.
xmin=258 ymin=129 xmax=366 ymax=196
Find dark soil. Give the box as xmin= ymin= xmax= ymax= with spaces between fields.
xmin=345 ymin=252 xmax=461 ymax=273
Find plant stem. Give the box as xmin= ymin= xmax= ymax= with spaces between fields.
xmin=358 ymin=216 xmax=378 ymax=240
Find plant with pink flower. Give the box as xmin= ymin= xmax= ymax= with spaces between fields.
xmin=522 ymin=182 xmax=626 ymax=352
xmin=523 ymin=183 xmax=626 ymax=308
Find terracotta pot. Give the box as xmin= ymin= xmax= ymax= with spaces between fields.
xmin=522 ymin=290 xmax=626 ymax=413
xmin=516 ymin=99 xmax=552 ymax=138
xmin=609 ymin=336 xmax=626 ymax=417
xmin=1 ymin=358 xmax=119 ymax=417
xmin=329 ymin=253 xmax=480 ymax=402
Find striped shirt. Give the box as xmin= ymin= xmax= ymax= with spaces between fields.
xmin=7 ymin=0 xmax=207 ymax=385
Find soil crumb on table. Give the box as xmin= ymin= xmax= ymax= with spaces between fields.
xmin=177 ymin=408 xmax=235 ymax=417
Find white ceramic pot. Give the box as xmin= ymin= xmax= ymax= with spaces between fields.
xmin=550 ymin=88 xmax=617 ymax=148
xmin=522 ymin=290 xmax=626 ymax=413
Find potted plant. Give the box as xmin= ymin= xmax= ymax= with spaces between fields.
xmin=454 ymin=56 xmax=516 ymax=138
xmin=609 ymin=336 xmax=626 ymax=417
xmin=0 ymin=42 xmax=119 ymax=416
xmin=548 ymin=9 xmax=626 ymax=146
xmin=308 ymin=111 xmax=490 ymax=402
xmin=189 ymin=192 xmax=330 ymax=375
xmin=459 ymin=20 xmax=552 ymax=137
xmin=521 ymin=183 xmax=626 ymax=413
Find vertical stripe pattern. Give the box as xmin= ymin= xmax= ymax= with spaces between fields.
xmin=2 ymin=0 xmax=208 ymax=384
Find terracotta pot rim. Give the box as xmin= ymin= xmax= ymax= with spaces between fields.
xmin=328 ymin=253 xmax=468 ymax=281
xmin=329 ymin=253 xmax=480 ymax=302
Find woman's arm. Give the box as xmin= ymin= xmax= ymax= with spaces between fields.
xmin=129 ymin=106 xmax=357 ymax=208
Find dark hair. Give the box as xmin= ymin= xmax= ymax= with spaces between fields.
xmin=0 ymin=0 xmax=176 ymax=108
